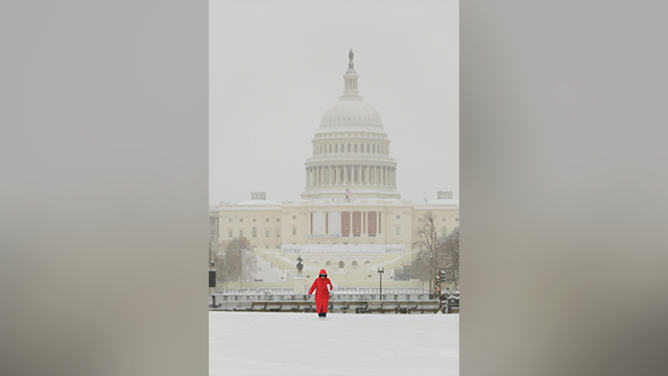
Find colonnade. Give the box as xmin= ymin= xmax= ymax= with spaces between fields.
xmin=309 ymin=210 xmax=382 ymax=237
xmin=305 ymin=165 xmax=396 ymax=187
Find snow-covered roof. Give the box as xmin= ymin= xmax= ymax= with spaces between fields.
xmin=233 ymin=199 xmax=281 ymax=206
xmin=282 ymin=243 xmax=405 ymax=255
xmin=425 ymin=198 xmax=460 ymax=207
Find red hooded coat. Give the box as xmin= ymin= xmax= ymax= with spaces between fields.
xmin=308 ymin=269 xmax=333 ymax=314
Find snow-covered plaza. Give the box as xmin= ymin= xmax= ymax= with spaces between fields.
xmin=209 ymin=311 xmax=459 ymax=376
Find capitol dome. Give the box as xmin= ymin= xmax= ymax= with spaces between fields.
xmin=301 ymin=50 xmax=400 ymax=200
xmin=318 ymin=98 xmax=384 ymax=132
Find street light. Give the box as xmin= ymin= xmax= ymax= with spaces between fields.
xmin=377 ymin=267 xmax=384 ymax=300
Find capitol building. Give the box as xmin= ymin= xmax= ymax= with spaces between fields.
xmin=210 ymin=51 xmax=458 ymax=289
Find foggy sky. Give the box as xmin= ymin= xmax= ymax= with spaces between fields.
xmin=209 ymin=0 xmax=459 ymax=205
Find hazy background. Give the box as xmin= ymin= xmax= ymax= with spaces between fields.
xmin=3 ymin=1 xmax=668 ymax=375
xmin=209 ymin=0 xmax=459 ymax=205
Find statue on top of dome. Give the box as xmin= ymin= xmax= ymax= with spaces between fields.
xmin=349 ymin=49 xmax=354 ymax=63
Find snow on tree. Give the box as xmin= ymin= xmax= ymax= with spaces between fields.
xmin=412 ymin=211 xmax=444 ymax=293
xmin=413 ymin=212 xmax=459 ymax=293
xmin=440 ymin=227 xmax=459 ymax=291
xmin=215 ymin=236 xmax=257 ymax=289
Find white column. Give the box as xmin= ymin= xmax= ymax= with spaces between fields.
xmin=353 ymin=165 xmax=357 ymax=185
xmin=371 ymin=166 xmax=375 ymax=185
xmin=363 ymin=211 xmax=366 ymax=235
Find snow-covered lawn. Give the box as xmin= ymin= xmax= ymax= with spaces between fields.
xmin=209 ymin=311 xmax=459 ymax=376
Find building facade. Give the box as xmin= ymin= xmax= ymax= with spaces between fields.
xmin=211 ymin=51 xmax=458 ymax=288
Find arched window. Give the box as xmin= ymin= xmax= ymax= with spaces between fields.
xmin=292 ymin=227 xmax=296 ymax=235
xmin=252 ymin=227 xmax=257 ymax=238
xmin=325 ymin=260 xmax=331 ymax=266
xmin=352 ymin=260 xmax=358 ymax=270
xmin=364 ymin=261 xmax=371 ymax=266
xmin=338 ymin=260 xmax=345 ymax=268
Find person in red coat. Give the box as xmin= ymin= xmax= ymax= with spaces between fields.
xmin=307 ymin=269 xmax=333 ymax=318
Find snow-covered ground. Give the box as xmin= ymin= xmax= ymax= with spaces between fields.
xmin=209 ymin=312 xmax=459 ymax=376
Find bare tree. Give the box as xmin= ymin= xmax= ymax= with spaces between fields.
xmin=216 ymin=237 xmax=257 ymax=289
xmin=439 ymin=227 xmax=459 ymax=291
xmin=412 ymin=212 xmax=447 ymax=293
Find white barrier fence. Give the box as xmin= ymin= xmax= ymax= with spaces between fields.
xmin=209 ymin=288 xmax=459 ymax=314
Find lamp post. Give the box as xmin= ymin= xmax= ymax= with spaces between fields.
xmin=209 ymin=235 xmax=217 ymax=308
xmin=209 ymin=260 xmax=217 ymax=308
xmin=378 ymin=267 xmax=384 ymax=300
